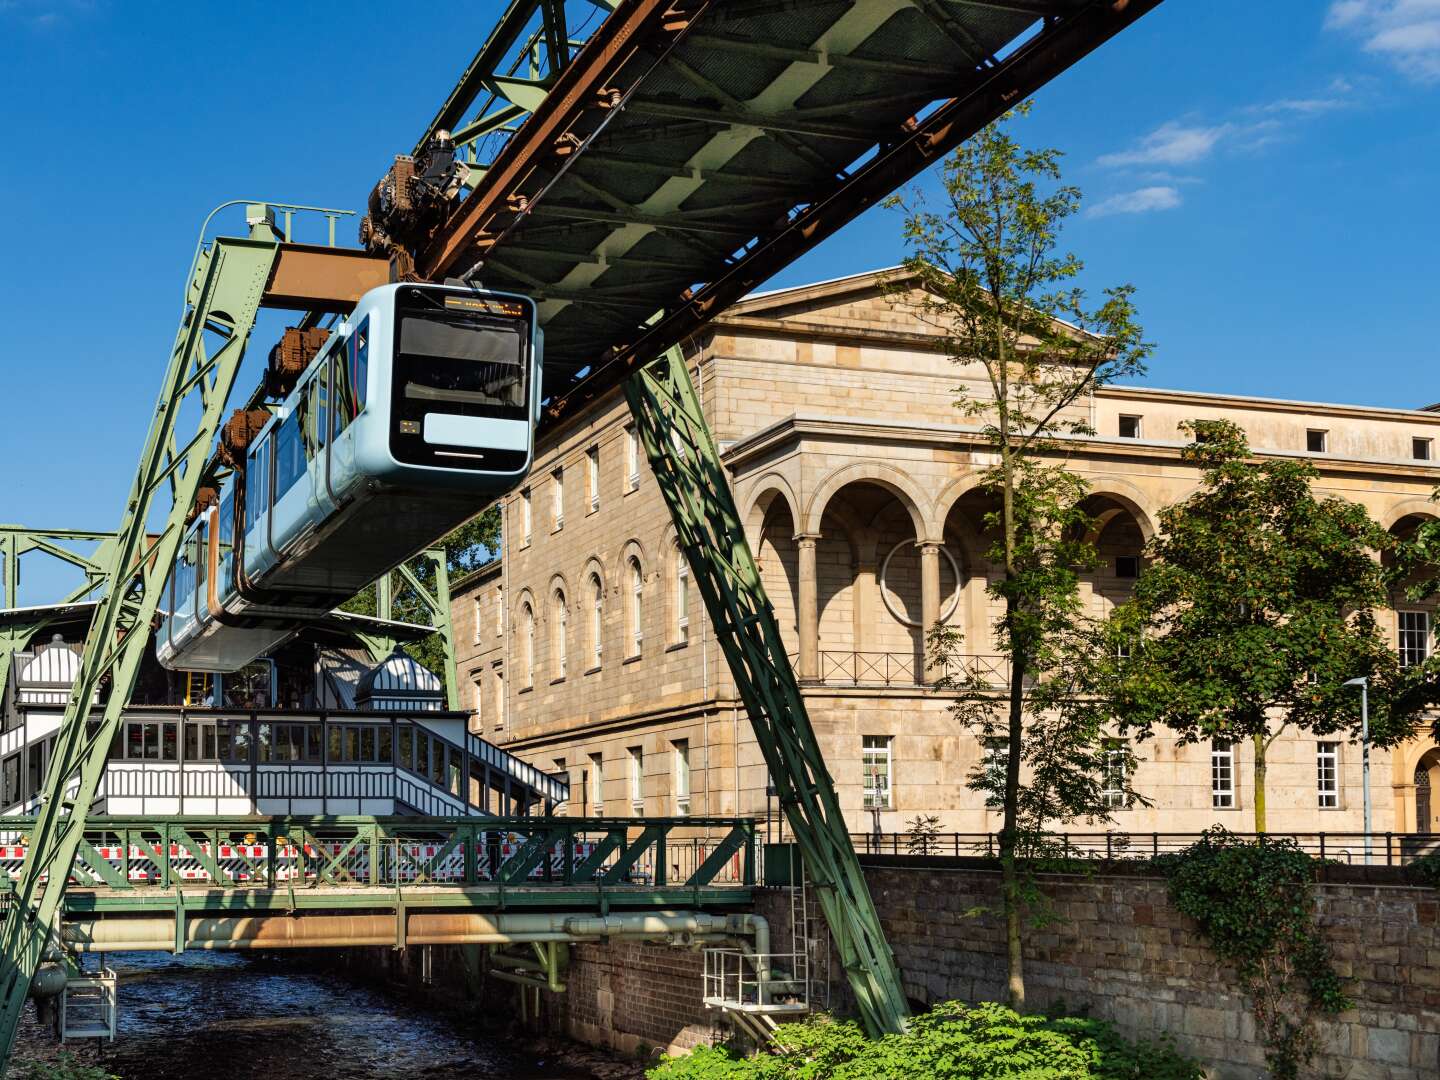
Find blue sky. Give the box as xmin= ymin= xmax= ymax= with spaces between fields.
xmin=2 ymin=0 xmax=1439 ymax=602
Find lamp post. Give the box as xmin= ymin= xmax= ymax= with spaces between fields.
xmin=1343 ymin=676 xmax=1371 ymax=864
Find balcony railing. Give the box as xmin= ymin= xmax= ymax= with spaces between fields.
xmin=803 ymin=651 xmax=1012 ymax=689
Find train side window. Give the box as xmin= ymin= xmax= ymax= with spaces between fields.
xmin=312 ymin=364 xmax=329 ymax=451
xmin=353 ymin=317 xmax=369 ymax=413
xmin=195 ymin=521 xmax=207 ymax=606
xmin=273 ymin=410 xmax=305 ymax=502
xmin=218 ymin=489 xmax=235 ymax=583
xmin=245 ymin=436 xmax=271 ymax=531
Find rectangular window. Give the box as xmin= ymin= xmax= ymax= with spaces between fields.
xmin=625 ymin=424 xmax=640 ymax=491
xmin=473 ymin=597 xmax=482 ymax=645
xmin=244 ymin=435 xmax=271 ymax=532
xmin=1101 ymin=739 xmax=1128 ymax=810
xmin=493 ymin=667 xmax=504 ymax=730
xmin=1399 ymin=610 xmax=1431 ymax=668
xmin=1115 ymin=555 xmax=1140 ymax=579
xmin=1414 ymin=437 xmax=1433 ymax=462
xmin=1307 ymin=429 xmax=1328 ymax=453
xmin=124 ymin=721 xmax=178 ymax=761
xmin=496 ymin=585 xmax=504 ymax=636
xmin=587 ymin=446 xmax=600 ymax=511
xmin=676 ymin=557 xmax=690 ymax=644
xmin=1118 ymin=414 xmax=1142 ymax=439
xmin=273 ymin=410 xmax=306 ymax=501
xmin=862 ymin=735 xmax=893 ymax=810
xmin=552 ymin=468 xmax=564 ymax=530
xmin=1316 ymin=741 xmax=1339 ymax=809
xmin=520 ymin=489 xmax=532 ymax=545
xmin=673 ymin=739 xmax=691 ymax=815
xmin=628 ymin=746 xmax=644 ymax=814
xmin=981 ymin=738 xmax=1007 ymax=808
xmin=1212 ymin=741 xmax=1235 ymax=809
xmin=589 ymin=752 xmax=605 ymax=815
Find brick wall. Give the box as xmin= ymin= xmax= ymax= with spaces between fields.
xmin=756 ymin=860 xmax=1440 ymax=1080
xmin=564 ymin=941 xmax=719 ymax=1056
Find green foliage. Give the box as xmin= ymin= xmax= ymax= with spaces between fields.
xmin=9 ymin=1054 xmax=119 ymax=1080
xmin=1403 ymin=849 xmax=1440 ymax=887
xmin=905 ymin=813 xmax=942 ymax=856
xmin=1099 ymin=419 xmax=1436 ymax=831
xmin=648 ymin=1003 xmax=1202 ymax=1080
xmin=1161 ymin=827 xmax=1351 ymax=1080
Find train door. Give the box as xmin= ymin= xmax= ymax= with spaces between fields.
xmin=329 ymin=318 xmax=367 ymax=499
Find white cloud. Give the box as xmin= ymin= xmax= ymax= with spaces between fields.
xmin=1097 ymin=122 xmax=1231 ymax=168
xmin=1326 ymin=0 xmax=1440 ymax=81
xmin=1085 ymin=186 xmax=1182 ymax=219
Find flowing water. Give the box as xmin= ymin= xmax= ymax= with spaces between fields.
xmin=12 ymin=952 xmax=598 ymax=1080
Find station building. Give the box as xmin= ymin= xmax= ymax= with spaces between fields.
xmin=453 ymin=268 xmax=1440 ymax=846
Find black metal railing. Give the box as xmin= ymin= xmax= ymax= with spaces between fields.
xmin=800 ymin=651 xmax=1013 ymax=689
xmin=851 ymin=830 xmax=1440 ymax=867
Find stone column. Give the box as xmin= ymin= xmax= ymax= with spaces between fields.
xmin=796 ymin=534 xmax=820 ymax=682
xmin=919 ymin=541 xmax=942 ymax=683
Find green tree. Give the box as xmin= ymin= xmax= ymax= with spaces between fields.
xmin=889 ymin=103 xmax=1150 ymax=1010
xmin=1101 ymin=420 xmax=1432 ymax=832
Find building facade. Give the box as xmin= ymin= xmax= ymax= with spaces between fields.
xmin=452 ymin=268 xmax=1440 ymax=847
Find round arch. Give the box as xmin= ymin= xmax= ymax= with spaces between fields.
xmin=803 ymin=462 xmax=930 ymax=541
xmin=1381 ymin=499 xmax=1440 ymax=532
xmin=740 ymin=472 xmax=801 ymax=539
xmin=1074 ymin=478 xmax=1159 ymax=542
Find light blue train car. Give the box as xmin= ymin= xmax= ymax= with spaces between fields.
xmin=158 ymin=282 xmax=541 ymax=672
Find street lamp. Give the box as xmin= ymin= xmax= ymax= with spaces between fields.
xmin=1343 ymin=676 xmax=1371 ymax=864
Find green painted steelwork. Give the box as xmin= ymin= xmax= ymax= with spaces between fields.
xmin=362 ymin=547 xmax=461 ymax=709
xmin=0 ymin=204 xmax=300 ymax=1069
xmin=623 ymin=347 xmax=909 ymax=1036
xmin=0 ymin=813 xmax=755 ymax=904
xmin=0 ymin=527 xmax=115 ymax=704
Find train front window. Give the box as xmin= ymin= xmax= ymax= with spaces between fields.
xmin=392 ymin=289 xmax=533 ymax=469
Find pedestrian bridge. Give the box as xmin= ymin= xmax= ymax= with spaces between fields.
xmin=0 ymin=814 xmax=758 ymax=953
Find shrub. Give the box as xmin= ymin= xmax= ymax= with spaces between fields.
xmin=648 ymin=1002 xmax=1202 ymax=1080
xmin=9 ymin=1054 xmax=119 ymax=1080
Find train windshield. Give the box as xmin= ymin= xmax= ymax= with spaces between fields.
xmin=395 ymin=290 xmax=531 ymax=418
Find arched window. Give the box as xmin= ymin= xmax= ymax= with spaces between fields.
xmin=590 ymin=574 xmax=604 ymax=669
xmin=675 ymin=545 xmax=690 ymax=644
xmin=521 ymin=603 xmax=535 ymax=688
xmin=553 ymin=589 xmax=568 ymax=678
xmin=628 ymin=558 xmax=644 ymax=657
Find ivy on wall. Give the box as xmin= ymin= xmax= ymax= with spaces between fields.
xmin=1161 ymin=828 xmax=1351 ymax=1080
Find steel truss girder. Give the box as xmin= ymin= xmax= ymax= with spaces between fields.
xmin=0 ymin=215 xmax=281 ymax=1071
xmin=623 ymin=347 xmax=909 ymax=1036
xmin=361 ymin=547 xmax=461 ymax=709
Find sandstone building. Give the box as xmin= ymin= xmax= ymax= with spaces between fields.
xmin=451 ymin=268 xmax=1440 ymax=849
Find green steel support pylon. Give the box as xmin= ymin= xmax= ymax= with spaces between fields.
xmin=0 ymin=207 xmax=282 ymax=1071
xmin=362 ymin=547 xmax=461 ymax=710
xmin=624 ymin=347 xmax=910 ymax=1036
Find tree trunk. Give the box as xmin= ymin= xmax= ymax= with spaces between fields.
xmin=1001 ymin=595 xmax=1026 ymax=1012
xmin=1252 ymin=731 xmax=1267 ymax=834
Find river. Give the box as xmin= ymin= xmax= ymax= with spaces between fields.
xmin=11 ymin=952 xmax=605 ymax=1080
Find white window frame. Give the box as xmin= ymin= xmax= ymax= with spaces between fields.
xmin=521 ymin=605 xmax=535 ymax=688
xmin=492 ymin=666 xmax=504 ymax=730
xmin=1316 ymin=741 xmax=1339 ymax=809
xmin=1100 ymin=739 xmax=1127 ymax=810
xmin=553 ymin=590 xmax=567 ymax=679
xmin=1414 ymin=437 xmax=1433 ymax=462
xmin=1399 ymin=610 xmax=1431 ymax=668
xmin=520 ymin=489 xmax=532 ymax=546
xmin=862 ymin=735 xmax=893 ymax=810
xmin=675 ymin=549 xmax=690 ymax=644
xmin=673 ymin=739 xmax=691 ymax=816
xmin=552 ymin=468 xmax=564 ymax=530
xmin=589 ymin=752 xmax=605 ymax=815
xmin=1212 ymin=740 xmax=1235 ymax=809
xmin=472 ymin=597 xmax=482 ymax=645
xmin=628 ymin=746 xmax=644 ymax=814
xmin=628 ymin=559 xmax=644 ymax=657
xmin=1306 ymin=428 xmax=1328 ymax=453
xmin=587 ymin=446 xmax=600 ymax=512
xmin=590 ymin=575 xmax=604 ymax=669
xmin=496 ymin=585 xmax=504 ymax=636
xmin=1118 ymin=414 xmax=1142 ymax=439
xmin=625 ymin=424 xmax=640 ymax=491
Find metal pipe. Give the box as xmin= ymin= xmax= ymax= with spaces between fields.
xmin=63 ymin=910 xmax=748 ymax=953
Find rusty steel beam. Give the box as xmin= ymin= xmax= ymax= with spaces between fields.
xmin=541 ymin=0 xmax=1163 ymax=429
xmin=261 ymin=242 xmax=391 ymax=312
xmin=417 ymin=0 xmax=717 ymax=280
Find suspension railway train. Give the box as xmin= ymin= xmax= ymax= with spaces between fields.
xmin=158 ymin=282 xmax=541 ymax=672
